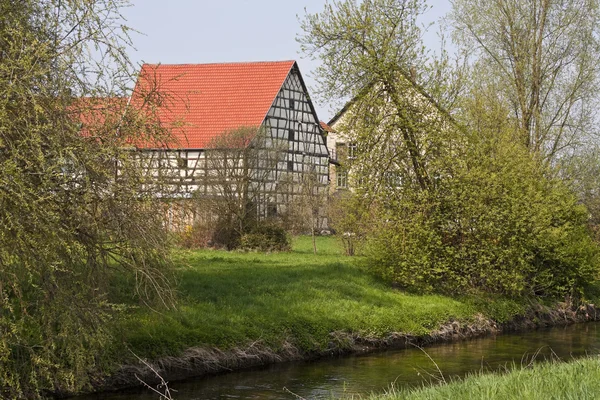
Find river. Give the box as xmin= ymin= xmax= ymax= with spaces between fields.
xmin=82 ymin=321 xmax=600 ymax=399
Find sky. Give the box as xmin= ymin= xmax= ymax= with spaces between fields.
xmin=122 ymin=0 xmax=453 ymax=122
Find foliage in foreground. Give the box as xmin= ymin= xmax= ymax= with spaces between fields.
xmin=369 ymin=357 xmax=600 ymax=400
xmin=0 ymin=1 xmax=174 ymax=397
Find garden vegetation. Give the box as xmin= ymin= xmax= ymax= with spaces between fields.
xmin=3 ymin=0 xmax=600 ymax=397
xmin=0 ymin=0 xmax=175 ymax=397
xmin=117 ymin=237 xmax=525 ymax=361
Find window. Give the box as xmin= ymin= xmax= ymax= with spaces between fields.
xmin=287 ymin=160 xmax=294 ymax=171
xmin=267 ymin=203 xmax=278 ymax=218
xmin=348 ymin=142 xmax=357 ymax=159
xmin=288 ymin=128 xmax=295 ymax=141
xmin=336 ymin=143 xmax=345 ymax=160
xmin=337 ymin=170 xmax=348 ymax=189
xmin=289 ymin=99 xmax=295 ymax=110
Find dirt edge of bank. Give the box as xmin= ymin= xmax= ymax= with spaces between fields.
xmin=92 ymin=302 xmax=599 ymax=395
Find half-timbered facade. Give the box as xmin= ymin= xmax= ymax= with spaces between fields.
xmin=131 ymin=61 xmax=329 ymax=222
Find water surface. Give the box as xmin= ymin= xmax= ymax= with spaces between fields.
xmin=84 ymin=322 xmax=600 ymax=399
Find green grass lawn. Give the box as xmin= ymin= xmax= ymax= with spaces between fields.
xmin=114 ymin=236 xmax=526 ymax=360
xmin=368 ymin=357 xmax=600 ymax=400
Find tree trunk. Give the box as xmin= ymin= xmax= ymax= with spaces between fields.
xmin=312 ymin=218 xmax=317 ymax=255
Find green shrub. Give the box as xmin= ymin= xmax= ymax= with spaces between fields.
xmin=212 ymin=218 xmax=244 ymax=250
xmin=240 ymin=224 xmax=291 ymax=252
xmin=365 ymin=136 xmax=600 ymax=298
xmin=177 ymin=221 xmax=214 ymax=249
xmin=177 ymin=217 xmax=243 ymax=250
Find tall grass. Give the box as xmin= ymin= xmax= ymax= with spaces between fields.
xmin=369 ymin=357 xmax=600 ymax=400
xmin=113 ymin=236 xmax=525 ymax=360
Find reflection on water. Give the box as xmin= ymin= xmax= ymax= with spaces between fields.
xmin=82 ymin=322 xmax=600 ymax=400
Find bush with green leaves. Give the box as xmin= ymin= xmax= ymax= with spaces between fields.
xmin=366 ymin=133 xmax=599 ymax=298
xmin=240 ymin=223 xmax=291 ymax=252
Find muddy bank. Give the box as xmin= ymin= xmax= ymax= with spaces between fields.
xmin=93 ymin=302 xmax=599 ymax=395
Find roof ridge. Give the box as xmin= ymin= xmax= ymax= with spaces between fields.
xmin=141 ymin=60 xmax=296 ymax=67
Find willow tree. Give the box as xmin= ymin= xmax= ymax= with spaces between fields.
xmin=0 ymin=1 xmax=174 ymax=397
xmin=450 ymin=0 xmax=600 ymax=161
xmin=299 ymin=0 xmax=459 ymax=195
xmin=300 ymin=0 xmax=599 ymax=298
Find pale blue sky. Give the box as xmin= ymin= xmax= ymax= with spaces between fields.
xmin=122 ymin=1 xmax=452 ymax=121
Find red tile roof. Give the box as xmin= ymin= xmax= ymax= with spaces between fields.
xmin=320 ymin=121 xmax=334 ymax=133
xmin=73 ymin=97 xmax=128 ymax=139
xmin=79 ymin=96 xmax=128 ymax=120
xmin=132 ymin=61 xmax=296 ymax=149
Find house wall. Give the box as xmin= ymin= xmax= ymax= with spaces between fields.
xmin=327 ymin=76 xmax=450 ymax=195
xmin=135 ymin=67 xmax=330 ymax=225
xmin=328 ymin=115 xmax=352 ymax=194
xmin=263 ymin=67 xmax=330 ymax=217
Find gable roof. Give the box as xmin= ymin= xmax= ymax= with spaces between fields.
xmin=327 ymin=69 xmax=456 ymax=128
xmin=320 ymin=121 xmax=334 ymax=133
xmin=133 ymin=60 xmax=296 ymax=149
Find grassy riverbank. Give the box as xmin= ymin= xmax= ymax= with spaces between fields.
xmin=368 ymin=357 xmax=600 ymax=400
xmin=113 ymin=236 xmax=527 ymax=363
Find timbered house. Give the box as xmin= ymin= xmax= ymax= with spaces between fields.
xmin=130 ymin=60 xmax=330 ymax=224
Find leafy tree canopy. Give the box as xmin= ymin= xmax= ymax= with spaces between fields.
xmin=300 ymin=0 xmax=600 ymax=299
xmin=0 ymin=0 xmax=175 ymax=397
